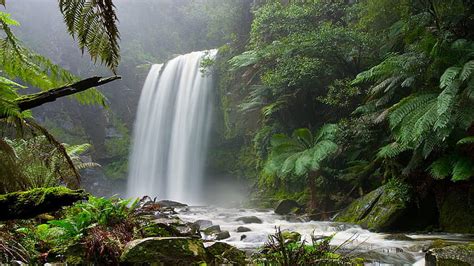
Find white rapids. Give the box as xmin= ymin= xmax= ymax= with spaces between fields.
xmin=177 ymin=206 xmax=473 ymax=265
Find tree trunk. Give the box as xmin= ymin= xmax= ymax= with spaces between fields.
xmin=308 ymin=171 xmax=318 ymax=211
xmin=0 ymin=187 xmax=88 ymax=220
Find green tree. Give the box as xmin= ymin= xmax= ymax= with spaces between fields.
xmin=263 ymin=124 xmax=339 ymax=212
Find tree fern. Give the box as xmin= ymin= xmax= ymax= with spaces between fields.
xmin=58 ymin=0 xmax=120 ymax=72
xmin=429 ymin=156 xmax=452 ymax=179
xmin=460 ymin=60 xmax=474 ymax=82
xmin=452 ymin=157 xmax=474 ymax=182
xmin=389 ymin=94 xmax=437 ymax=129
xmin=0 ymin=11 xmax=107 ymax=108
xmin=457 ymin=136 xmax=474 ymax=145
xmin=264 ymin=124 xmax=339 ymax=182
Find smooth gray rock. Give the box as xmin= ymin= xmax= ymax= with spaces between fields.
xmin=235 ymin=216 xmax=262 ymax=224
xmin=215 ymin=231 xmax=231 ymax=240
xmin=236 ymin=226 xmax=251 ymax=232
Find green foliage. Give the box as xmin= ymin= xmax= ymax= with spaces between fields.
xmin=104 ymin=116 xmax=130 ymax=179
xmin=0 ymin=132 xmax=98 ymax=193
xmin=263 ymin=125 xmax=339 ymax=185
xmin=252 ymin=228 xmax=361 ymax=265
xmin=0 ymin=9 xmax=108 ymax=120
xmin=58 ymin=0 xmax=120 ymax=72
xmin=29 ymin=197 xmax=136 ymax=248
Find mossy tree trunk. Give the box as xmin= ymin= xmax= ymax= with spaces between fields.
xmin=0 ymin=187 xmax=88 ymax=221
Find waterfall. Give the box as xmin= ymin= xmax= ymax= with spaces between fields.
xmin=127 ymin=50 xmax=217 ymax=204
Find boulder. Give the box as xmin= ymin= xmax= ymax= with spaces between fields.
xmin=216 ymin=231 xmax=231 ymax=240
xmin=157 ymin=200 xmax=188 ymax=208
xmin=175 ymin=223 xmax=200 ymax=237
xmin=235 ymin=216 xmax=263 ymax=224
xmin=274 ymin=199 xmax=301 ymax=215
xmin=120 ymin=237 xmax=207 ymax=264
xmin=439 ymin=187 xmax=474 ymax=233
xmin=206 ymin=242 xmax=246 ymax=265
xmin=236 ymin=226 xmax=251 ymax=232
xmin=334 ymin=182 xmax=412 ymax=232
xmin=202 ymin=225 xmax=221 ymax=235
xmin=384 ymin=234 xmax=413 ymax=241
xmin=425 ymin=243 xmax=474 ymax=266
xmin=194 ymin=219 xmax=213 ymax=229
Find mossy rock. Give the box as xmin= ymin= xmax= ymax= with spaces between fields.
xmin=439 ymin=187 xmax=474 ymax=234
xmin=274 ymin=199 xmax=301 ymax=215
xmin=0 ymin=187 xmax=88 ymax=220
xmin=425 ymin=243 xmax=474 ymax=266
xmin=334 ymin=182 xmax=411 ymax=232
xmin=120 ymin=237 xmax=207 ymax=264
xmin=206 ymin=242 xmax=246 ymax=265
xmin=334 ymin=186 xmax=384 ymax=224
xmin=281 ymin=231 xmax=301 ymax=243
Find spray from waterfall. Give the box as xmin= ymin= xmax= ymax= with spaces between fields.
xmin=127 ymin=50 xmax=217 ymax=204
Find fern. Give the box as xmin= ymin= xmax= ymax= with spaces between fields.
xmin=0 ymin=11 xmax=107 ymax=108
xmin=58 ymin=0 xmax=120 ymax=72
xmin=263 ymin=125 xmax=339 ymax=184
xmin=452 ymin=157 xmax=474 ymax=182
xmin=457 ymin=136 xmax=474 ymax=145
xmin=389 ymin=94 xmax=437 ymax=129
xmin=460 ymin=60 xmax=474 ymax=82
xmin=377 ymin=142 xmax=410 ymax=158
xmin=439 ymin=66 xmax=461 ymax=89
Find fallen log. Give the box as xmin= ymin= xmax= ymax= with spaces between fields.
xmin=0 ymin=187 xmax=88 ymax=221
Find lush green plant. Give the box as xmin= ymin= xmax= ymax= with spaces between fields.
xmin=252 ymin=228 xmax=361 ymax=265
xmin=16 ymin=196 xmax=139 ymax=263
xmin=263 ymin=124 xmax=339 ymax=211
xmin=0 ymin=135 xmax=99 ymax=193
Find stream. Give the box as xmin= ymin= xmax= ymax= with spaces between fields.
xmin=177 ymin=206 xmax=473 ymax=265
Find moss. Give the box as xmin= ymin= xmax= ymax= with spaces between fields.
xmin=426 ymin=244 xmax=474 ymax=266
xmin=439 ymin=188 xmax=474 ymax=233
xmin=335 ymin=182 xmax=412 ymax=232
xmin=206 ymin=242 xmax=246 ymax=265
xmin=0 ymin=187 xmax=88 ymax=220
xmin=335 ymin=186 xmax=384 ymax=223
xmin=120 ymin=237 xmax=207 ymax=264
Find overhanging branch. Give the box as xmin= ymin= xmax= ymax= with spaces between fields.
xmin=15 ymin=75 xmax=121 ymax=112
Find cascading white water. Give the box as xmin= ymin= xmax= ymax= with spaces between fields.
xmin=127 ymin=50 xmax=217 ymax=204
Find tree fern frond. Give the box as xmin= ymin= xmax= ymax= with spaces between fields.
xmin=429 ymin=156 xmax=452 ymax=179
xmin=377 ymin=142 xmax=410 ymax=158
xmin=389 ymin=94 xmax=437 ymax=129
xmin=460 ymin=60 xmax=474 ymax=82
xmin=452 ymin=157 xmax=474 ymax=182
xmin=58 ymin=0 xmax=120 ymax=72
xmin=457 ymin=136 xmax=474 ymax=145
xmin=75 ymin=162 xmax=101 ymax=170
xmin=439 ymin=66 xmax=461 ymax=89
xmin=314 ymin=124 xmax=338 ymax=142
xmin=292 ymin=128 xmax=313 ymax=148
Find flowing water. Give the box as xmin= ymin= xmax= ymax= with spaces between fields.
xmin=177 ymin=206 xmax=473 ymax=265
xmin=127 ymin=50 xmax=217 ymax=203
xmin=127 ymin=50 xmax=473 ymax=264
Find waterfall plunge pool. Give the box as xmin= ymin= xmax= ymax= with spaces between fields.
xmin=175 ymin=206 xmax=473 ymax=265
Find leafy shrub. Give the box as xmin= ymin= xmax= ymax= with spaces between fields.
xmin=15 ymin=196 xmax=140 ymax=263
